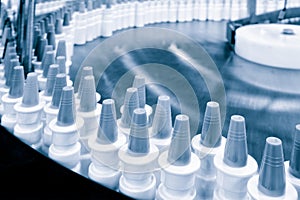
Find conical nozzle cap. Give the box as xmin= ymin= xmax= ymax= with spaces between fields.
xmin=79 ymin=75 xmax=97 ymax=112
xmin=56 ymin=40 xmax=67 ymax=58
xmin=51 ymin=73 xmax=67 ymax=109
xmin=167 ymin=114 xmax=191 ymax=166
xmin=63 ymin=12 xmax=70 ymax=26
xmin=57 ymin=86 xmax=75 ymax=126
xmin=200 ymin=101 xmax=222 ymax=148
xmin=120 ymin=87 xmax=139 ymax=128
xmin=42 ymin=51 xmax=55 ymax=78
xmin=4 ymin=51 xmax=17 ymax=80
xmin=56 ymin=56 xmax=66 ymax=74
xmin=39 ymin=20 xmax=45 ymax=36
xmin=36 ymin=38 xmax=48 ymax=62
xmin=46 ymin=24 xmax=56 ymax=50
xmin=77 ymin=66 xmax=93 ymax=96
xmin=44 ymin=64 xmax=59 ymax=96
xmin=258 ymin=137 xmax=285 ymax=197
xmin=5 ymin=57 xmax=19 ymax=87
xmin=132 ymin=75 xmax=146 ymax=108
xmin=152 ymin=95 xmax=172 ymax=139
xmin=33 ymin=28 xmax=41 ymax=51
xmin=9 ymin=66 xmax=24 ymax=98
xmin=22 ymin=72 xmax=39 ymax=107
xmin=97 ymin=99 xmax=118 ymax=144
xmin=289 ymin=124 xmax=300 ymax=178
xmin=55 ymin=18 xmax=63 ymax=35
xmin=128 ymin=108 xmax=149 ymax=154
xmin=223 ymin=115 xmax=248 ymax=167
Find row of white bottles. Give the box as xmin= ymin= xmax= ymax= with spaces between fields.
xmin=64 ymin=0 xmax=250 ymax=47
xmin=256 ymin=0 xmax=300 ymax=15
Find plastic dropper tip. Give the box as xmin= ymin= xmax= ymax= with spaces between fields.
xmin=132 ymin=75 xmax=146 ymax=108
xmin=9 ymin=66 xmax=24 ymax=99
xmin=55 ymin=18 xmax=63 ymax=35
xmin=97 ymin=99 xmax=118 ymax=144
xmin=57 ymin=86 xmax=75 ymax=126
xmin=33 ymin=29 xmax=41 ymax=50
xmin=36 ymin=38 xmax=48 ymax=62
xmin=258 ymin=137 xmax=285 ymax=197
xmin=167 ymin=114 xmax=191 ymax=166
xmin=77 ymin=66 xmax=93 ymax=95
xmin=42 ymin=51 xmax=55 ymax=78
xmin=56 ymin=40 xmax=67 ymax=58
xmin=79 ymin=75 xmax=97 ymax=112
xmin=44 ymin=64 xmax=59 ymax=96
xmin=200 ymin=101 xmax=222 ymax=148
xmin=22 ymin=72 xmax=39 ymax=107
xmin=120 ymin=87 xmax=139 ymax=128
xmin=128 ymin=108 xmax=149 ymax=154
xmin=46 ymin=24 xmax=56 ymax=50
xmin=289 ymin=124 xmax=300 ymax=178
xmin=152 ymin=95 xmax=172 ymax=139
xmin=63 ymin=12 xmax=70 ymax=26
xmin=51 ymin=73 xmax=67 ymax=109
xmin=223 ymin=115 xmax=248 ymax=167
xmin=56 ymin=56 xmax=66 ymax=74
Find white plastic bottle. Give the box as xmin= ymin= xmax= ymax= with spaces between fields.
xmin=191 ymin=101 xmax=226 ymax=200
xmin=49 ymin=86 xmax=84 ymax=173
xmin=1 ymin=66 xmax=25 ymax=132
xmin=14 ymin=72 xmax=45 ymax=150
xmin=156 ymin=114 xmax=200 ymax=200
xmin=118 ymin=108 xmax=159 ymax=199
xmin=42 ymin=73 xmax=67 ymax=154
xmin=88 ymin=98 xmax=126 ymax=190
xmin=247 ymin=137 xmax=298 ymax=200
xmin=213 ymin=115 xmax=258 ymax=200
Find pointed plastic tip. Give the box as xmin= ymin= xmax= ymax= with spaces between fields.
xmin=46 ymin=28 xmax=56 ymax=50
xmin=51 ymin=73 xmax=67 ymax=108
xmin=42 ymin=51 xmax=55 ymax=78
xmin=36 ymin=38 xmax=48 ymax=62
xmin=33 ymin=29 xmax=41 ymax=49
xmin=22 ymin=72 xmax=39 ymax=107
xmin=152 ymin=95 xmax=172 ymax=139
xmin=9 ymin=66 xmax=24 ymax=98
xmin=56 ymin=40 xmax=67 ymax=58
xmin=97 ymin=99 xmax=118 ymax=144
xmin=132 ymin=75 xmax=146 ymax=108
xmin=128 ymin=108 xmax=149 ymax=154
xmin=200 ymin=101 xmax=222 ymax=148
xmin=289 ymin=124 xmax=300 ymax=178
xmin=63 ymin=12 xmax=70 ymax=26
xmin=44 ymin=64 xmax=59 ymax=96
xmin=56 ymin=56 xmax=66 ymax=74
xmin=258 ymin=137 xmax=285 ymax=197
xmin=55 ymin=18 xmax=63 ymax=35
xmin=120 ymin=87 xmax=139 ymax=128
xmin=223 ymin=115 xmax=248 ymax=167
xmin=79 ymin=75 xmax=97 ymax=112
xmin=57 ymin=86 xmax=75 ymax=126
xmin=5 ymin=57 xmax=19 ymax=87
xmin=77 ymin=66 xmax=93 ymax=95
xmin=167 ymin=114 xmax=191 ymax=166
